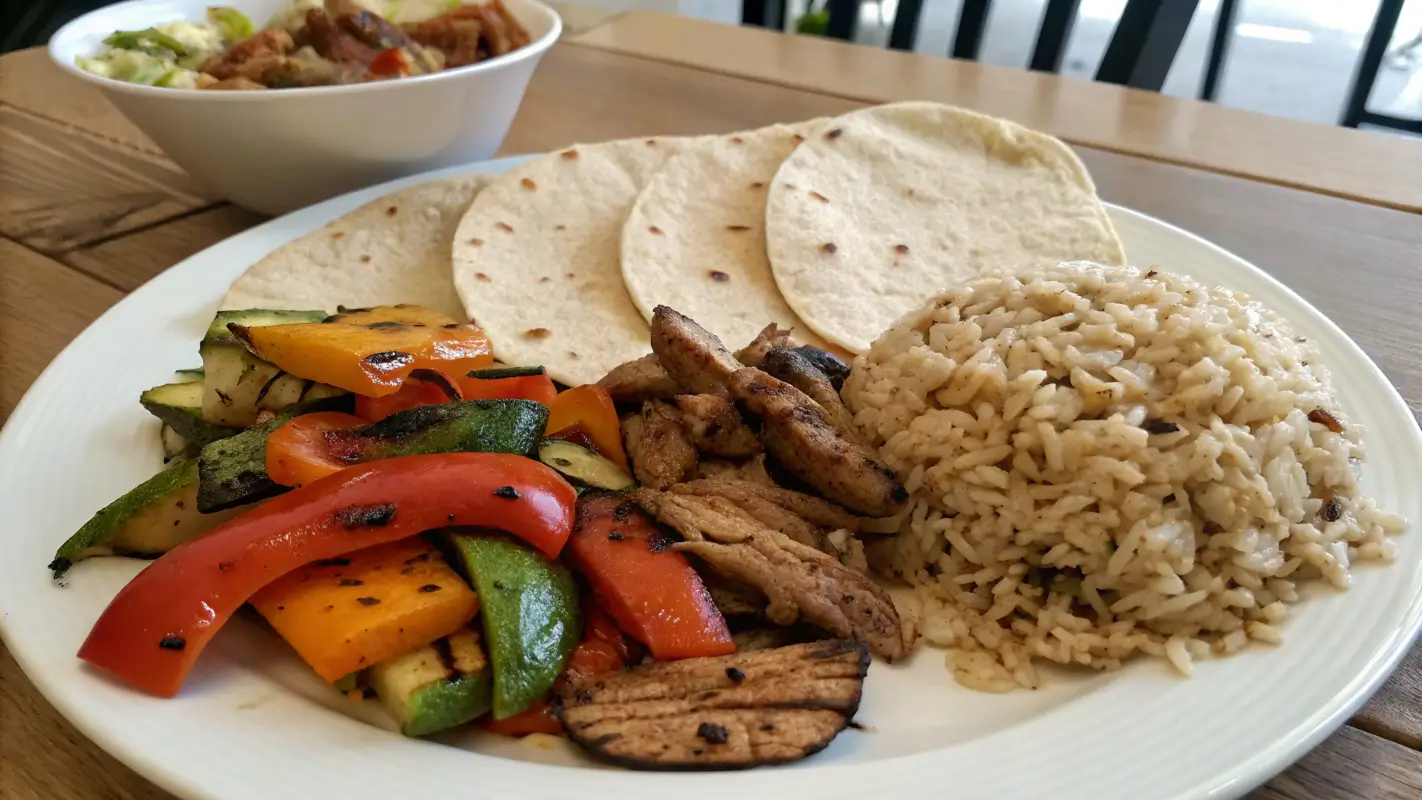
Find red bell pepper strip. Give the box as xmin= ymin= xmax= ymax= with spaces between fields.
xmin=354 ymin=378 xmax=457 ymax=422
xmin=567 ymin=492 xmax=733 ymax=661
xmin=265 ymin=411 xmax=366 ymax=488
xmin=458 ymin=372 xmax=558 ymax=408
xmin=545 ymin=386 xmax=629 ymax=472
xmin=78 ymin=453 xmax=576 ymax=698
xmin=484 ymin=599 xmax=629 ymax=737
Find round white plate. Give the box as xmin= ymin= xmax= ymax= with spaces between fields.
xmin=1 ymin=157 xmax=1419 ymax=800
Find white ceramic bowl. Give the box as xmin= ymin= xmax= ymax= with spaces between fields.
xmin=49 ymin=0 xmax=561 ymax=215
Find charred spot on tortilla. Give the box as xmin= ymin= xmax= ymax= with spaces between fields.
xmin=645 ymin=139 xmax=658 ymax=146
xmin=334 ymin=503 xmax=397 ymax=529
xmin=732 ymin=136 xmax=744 ymax=144
xmin=894 ymin=244 xmax=910 ymax=254
xmin=810 ymin=191 xmax=829 ymax=203
xmin=525 ymin=328 xmax=552 ymax=339
xmin=792 ymin=133 xmax=805 ymax=142
xmin=356 ymin=596 xmax=381 ymax=606
xmin=495 ymin=222 xmax=514 ymax=232
xmin=539 ymin=276 xmax=552 ymax=283
xmin=475 ymin=273 xmax=491 ymax=281
xmin=709 ymin=271 xmax=730 ymax=282
xmin=555 ymin=224 xmax=567 ymax=231
xmin=386 ymin=206 xmax=398 ymax=216
xmin=469 ymin=237 xmax=484 ymax=246
xmin=332 ymin=231 xmax=346 ymax=239
xmin=649 ymin=225 xmax=663 ymax=235
xmin=750 ymin=182 xmax=765 ymax=189
xmin=566 ymin=272 xmax=577 ymax=279
xmin=521 ymin=178 xmax=537 ymax=191
xmin=821 ymin=243 xmax=837 ymax=254
xmin=359 ymin=255 xmax=372 ymax=263
xmin=561 ymin=149 xmax=579 ymax=159
xmin=726 ymin=225 xmax=750 ymax=231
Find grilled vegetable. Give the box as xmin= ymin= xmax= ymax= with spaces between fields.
xmin=443 ymin=532 xmax=580 ymax=719
xmin=459 ymin=367 xmax=558 ymax=407
xmin=538 ymin=439 xmax=634 ymax=491
xmin=369 ymin=626 xmax=493 ymax=737
xmin=78 ymin=452 xmax=578 ymax=697
xmin=198 ymin=309 xmax=332 ymax=427
xmin=230 ymin=305 xmax=493 ymax=397
xmin=140 ymin=375 xmax=236 ymax=446
xmin=249 ymin=538 xmax=479 ymax=683
xmin=545 ymin=385 xmax=629 ymax=471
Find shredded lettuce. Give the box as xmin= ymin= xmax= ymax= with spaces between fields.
xmin=104 ymin=27 xmax=189 ymax=56
xmin=206 ymin=7 xmax=254 ymax=42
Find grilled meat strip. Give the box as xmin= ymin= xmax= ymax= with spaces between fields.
xmin=651 ymin=306 xmax=743 ymax=396
xmin=791 ymin=345 xmax=850 ymax=391
xmin=599 ymin=353 xmax=680 ymax=405
xmin=631 ymin=490 xmax=906 ymax=661
xmin=674 ymin=394 xmax=761 ymax=457
xmin=671 ymin=478 xmax=859 ymax=532
xmin=694 ymin=455 xmax=775 ymax=486
xmin=700 ymin=571 xmax=767 ymax=617
xmin=557 ymin=640 xmax=869 ymax=770
xmin=762 ymin=347 xmax=859 ymax=441
xmin=623 ymin=400 xmax=698 ymax=490
xmin=728 ymin=368 xmax=907 ymax=518
xmin=734 ymin=323 xmax=793 ymax=368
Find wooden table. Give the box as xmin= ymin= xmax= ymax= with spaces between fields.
xmin=2 ymin=10 xmax=1420 ymax=799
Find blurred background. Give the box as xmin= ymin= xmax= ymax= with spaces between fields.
xmin=7 ymin=0 xmax=1420 ymax=136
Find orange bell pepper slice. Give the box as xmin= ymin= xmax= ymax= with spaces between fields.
xmin=265 ymin=411 xmax=367 ymax=488
xmin=354 ymin=378 xmax=458 ymax=422
xmin=544 ymin=385 xmax=628 ymax=472
xmin=230 ymin=305 xmax=493 ymax=397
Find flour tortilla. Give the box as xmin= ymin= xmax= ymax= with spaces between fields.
xmin=765 ymin=102 xmax=1126 ymax=353
xmin=452 ymin=137 xmax=691 ymax=386
xmin=620 ymin=121 xmax=836 ymax=353
xmin=220 ymin=176 xmax=491 ymax=318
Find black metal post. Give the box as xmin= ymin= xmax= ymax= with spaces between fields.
xmin=741 ymin=0 xmax=787 ymax=31
xmin=1340 ymin=0 xmax=1407 ymax=127
xmin=888 ymin=0 xmax=925 ymax=52
xmin=826 ymin=0 xmax=859 ymax=41
xmin=952 ymin=0 xmax=994 ymax=60
xmin=1198 ymin=0 xmax=1236 ymax=100
xmin=1029 ymin=0 xmax=1082 ymax=73
xmin=1095 ymin=0 xmax=1201 ymax=91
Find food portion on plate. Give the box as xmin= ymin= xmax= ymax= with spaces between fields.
xmin=50 ymin=100 xmax=1408 ymax=771
xmin=77 ymin=0 xmax=530 ymax=90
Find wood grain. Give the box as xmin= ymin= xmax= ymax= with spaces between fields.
xmin=0 ymin=105 xmax=214 ymax=253
xmin=1 ymin=644 xmax=175 ymax=800
xmin=1254 ymin=726 xmax=1422 ymax=800
xmin=1353 ymin=643 xmax=1422 ymax=751
xmin=63 ymin=205 xmax=267 ymax=292
xmin=0 ymin=49 xmax=159 ymax=153
xmin=570 ymin=13 xmax=1422 ymax=214
xmin=0 ymin=239 xmax=122 ymax=425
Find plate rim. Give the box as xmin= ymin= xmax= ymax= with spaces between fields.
xmin=2 ymin=155 xmax=1419 ymax=800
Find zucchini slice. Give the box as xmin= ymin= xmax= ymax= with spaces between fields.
xmin=538 ymin=439 xmax=635 ymax=491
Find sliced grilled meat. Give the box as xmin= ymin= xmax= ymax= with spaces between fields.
xmin=729 ymin=368 xmax=907 ymax=518
xmin=599 ymin=353 xmax=680 ymax=405
xmin=694 ymin=455 xmax=775 ymax=486
xmin=701 ymin=571 xmax=767 ymax=617
xmin=200 ymin=27 xmax=295 ymax=80
xmin=632 ymin=490 xmax=906 ymax=661
xmin=651 ymin=306 xmax=743 ymax=396
xmin=624 ymin=400 xmax=698 ymax=490
xmin=674 ymin=394 xmax=761 ymax=457
xmin=792 ymin=345 xmax=851 ymax=391
xmin=734 ymin=323 xmax=792 ymax=368
xmin=762 ymin=347 xmax=859 ymax=440
xmin=557 ymin=640 xmax=869 ymax=770
xmin=670 ymin=479 xmax=859 ymax=532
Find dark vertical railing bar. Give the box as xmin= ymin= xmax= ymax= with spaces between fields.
xmin=1340 ymin=0 xmax=1407 ymax=128
xmin=826 ymin=0 xmax=860 ymax=41
xmin=1095 ymin=0 xmax=1200 ymax=91
xmin=1198 ymin=0 xmax=1236 ymax=101
xmin=952 ymin=0 xmax=993 ymax=60
xmin=741 ymin=0 xmax=787 ymax=30
xmin=888 ymin=0 xmax=925 ymax=52
xmin=1029 ymin=0 xmax=1082 ymax=73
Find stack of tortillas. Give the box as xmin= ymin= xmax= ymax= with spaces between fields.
xmin=219 ymin=102 xmax=1124 ymax=387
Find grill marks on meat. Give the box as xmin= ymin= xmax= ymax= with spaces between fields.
xmin=762 ymin=347 xmax=860 ymax=441
xmin=674 ymin=395 xmax=761 ymax=457
xmin=694 ymin=455 xmax=776 ymax=486
xmin=624 ymin=400 xmax=698 ymax=490
xmin=734 ymin=324 xmax=793 ymax=368
xmin=557 ymin=640 xmax=869 ymax=769
xmin=631 ymin=490 xmax=906 ymax=661
xmin=671 ymin=478 xmax=858 ymax=552
xmin=729 ymin=368 xmax=907 ymax=518
xmin=401 ymin=0 xmax=533 ymax=68
xmin=599 ymin=353 xmax=680 ymax=404
xmin=651 ymin=306 xmax=743 ymax=396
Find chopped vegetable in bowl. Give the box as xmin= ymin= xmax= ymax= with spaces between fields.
xmin=76 ymin=0 xmax=532 ymax=90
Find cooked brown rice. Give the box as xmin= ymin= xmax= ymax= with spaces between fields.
xmin=843 ymin=262 xmax=1407 ymax=691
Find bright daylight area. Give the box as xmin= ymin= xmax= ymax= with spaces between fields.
xmin=0 ymin=2 xmax=1418 ymax=800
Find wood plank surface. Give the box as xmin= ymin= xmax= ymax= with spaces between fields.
xmin=0 ymin=49 xmax=159 ymax=152
xmin=0 ymin=238 xmax=122 ymax=424
xmin=1254 ymin=726 xmax=1422 ymax=800
xmin=63 ymin=205 xmax=267 ymax=292
xmin=571 ymin=12 xmax=1422 ymax=213
xmin=0 ymin=104 xmax=214 ymax=254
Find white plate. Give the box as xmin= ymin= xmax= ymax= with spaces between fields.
xmin=1 ymin=157 xmax=1419 ymax=800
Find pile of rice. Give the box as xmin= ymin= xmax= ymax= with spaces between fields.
xmin=843 ymin=262 xmax=1406 ymax=691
